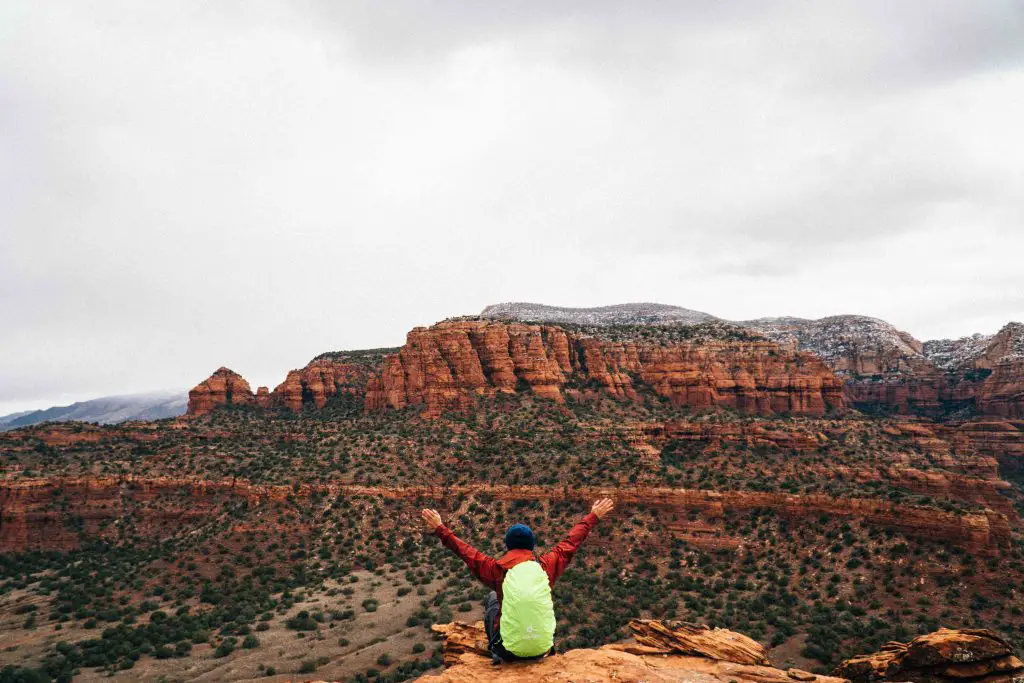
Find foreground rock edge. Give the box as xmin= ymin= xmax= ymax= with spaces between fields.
xmin=833 ymin=627 xmax=1024 ymax=683
xmin=414 ymin=621 xmax=1024 ymax=683
xmin=420 ymin=619 xmax=838 ymax=682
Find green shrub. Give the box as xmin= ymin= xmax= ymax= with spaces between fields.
xmin=214 ymin=638 xmax=237 ymax=658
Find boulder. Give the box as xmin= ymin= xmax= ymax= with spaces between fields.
xmin=834 ymin=628 xmax=1023 ymax=683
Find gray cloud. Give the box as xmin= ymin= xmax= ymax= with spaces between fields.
xmin=1 ymin=1 xmax=1022 ymax=414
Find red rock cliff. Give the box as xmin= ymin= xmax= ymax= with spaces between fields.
xmin=270 ymin=357 xmax=375 ymax=411
xmin=0 ymin=479 xmax=1011 ymax=555
xmin=846 ymin=323 xmax=1024 ymax=419
xmin=365 ymin=321 xmax=847 ymax=418
xmin=978 ymin=359 xmax=1024 ymax=419
xmin=186 ymin=367 xmax=255 ymax=416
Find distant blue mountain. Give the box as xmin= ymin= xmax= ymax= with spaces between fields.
xmin=0 ymin=410 xmax=35 ymax=427
xmin=0 ymin=392 xmax=187 ymax=431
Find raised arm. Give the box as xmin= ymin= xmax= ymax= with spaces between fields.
xmin=421 ymin=508 xmax=504 ymax=591
xmin=540 ymin=498 xmax=614 ymax=584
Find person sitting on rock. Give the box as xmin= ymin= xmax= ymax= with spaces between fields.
xmin=420 ymin=498 xmax=615 ymax=664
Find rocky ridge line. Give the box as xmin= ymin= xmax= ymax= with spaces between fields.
xmin=421 ymin=618 xmax=836 ymax=683
xmin=419 ymin=619 xmax=1024 ymax=683
xmin=363 ymin=319 xmax=846 ymax=418
xmin=0 ymin=479 xmax=1011 ymax=555
xmin=187 ymin=350 xmax=391 ymax=416
xmin=482 ymin=304 xmax=1024 ymax=418
xmin=183 ymin=311 xmax=1023 ymax=419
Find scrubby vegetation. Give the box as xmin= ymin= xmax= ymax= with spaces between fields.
xmin=1 ymin=382 xmax=1023 ymax=681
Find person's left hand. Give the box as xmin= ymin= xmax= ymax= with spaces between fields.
xmin=421 ymin=508 xmax=442 ymax=532
xmin=591 ymin=498 xmax=615 ymax=520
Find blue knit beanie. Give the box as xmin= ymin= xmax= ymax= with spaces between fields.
xmin=504 ymin=523 xmax=535 ymax=550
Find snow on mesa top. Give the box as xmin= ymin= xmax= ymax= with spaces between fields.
xmin=739 ymin=315 xmax=925 ymax=372
xmin=924 ymin=321 xmax=1024 ymax=371
xmin=479 ymin=303 xmax=1023 ymax=374
xmin=923 ymin=334 xmax=997 ymax=371
xmin=480 ymin=302 xmax=717 ymax=326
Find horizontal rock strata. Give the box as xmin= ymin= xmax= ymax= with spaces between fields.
xmin=364 ymin=320 xmax=847 ymax=418
xmin=423 ymin=619 xmax=843 ymax=683
xmin=0 ymin=479 xmax=1011 ymax=555
xmin=835 ymin=628 xmax=1024 ymax=683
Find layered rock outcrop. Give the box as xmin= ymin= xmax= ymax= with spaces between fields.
xmin=845 ymin=374 xmax=949 ymax=416
xmin=365 ymin=321 xmax=847 ymax=418
xmin=181 ymin=316 xmax=1022 ymax=420
xmin=423 ymin=619 xmax=840 ymax=683
xmin=255 ymin=385 xmax=272 ymax=408
xmin=271 ymin=357 xmax=374 ymax=411
xmin=744 ymin=315 xmax=927 ymax=376
xmin=186 ymin=352 xmax=389 ymax=416
xmin=186 ymin=367 xmax=255 ymax=416
xmin=846 ymin=323 xmax=1024 ymax=419
xmin=835 ymin=628 xmax=1024 ymax=683
xmin=1 ymin=480 xmax=1011 ymax=555
xmin=628 ymin=619 xmax=769 ymax=665
xmin=425 ymin=619 xmax=1024 ymax=683
xmin=951 ymin=420 xmax=1024 ymax=472
xmin=978 ymin=358 xmax=1024 ymax=419
xmin=480 ymin=305 xmax=1024 ymax=419
xmin=0 ymin=477 xmax=236 ymax=551
xmin=662 ymin=419 xmax=826 ymax=452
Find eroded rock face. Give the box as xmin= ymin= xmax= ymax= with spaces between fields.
xmin=743 ymin=315 xmax=926 ymax=376
xmin=835 ymin=628 xmax=1024 ymax=683
xmin=979 ymin=359 xmax=1024 ymax=419
xmin=951 ymin=420 xmax=1024 ymax=473
xmin=663 ymin=420 xmax=826 ymax=453
xmin=186 ymin=356 xmax=383 ymax=416
xmin=365 ymin=321 xmax=847 ymax=418
xmin=628 ymin=619 xmax=768 ymax=665
xmin=182 ymin=317 xmax=1023 ymax=420
xmin=846 ymin=323 xmax=1024 ymax=419
xmin=0 ymin=477 xmax=247 ymax=551
xmin=422 ymin=620 xmax=845 ymax=683
xmin=425 ymin=621 xmax=1024 ymax=683
xmin=270 ymin=358 xmax=370 ymax=411
xmin=185 ymin=367 xmax=255 ymax=416
xmin=254 ymin=386 xmax=272 ymax=408
xmin=1 ymin=480 xmax=1009 ymax=555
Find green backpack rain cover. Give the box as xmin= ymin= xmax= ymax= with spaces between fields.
xmin=499 ymin=559 xmax=556 ymax=657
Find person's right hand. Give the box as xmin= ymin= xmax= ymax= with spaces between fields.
xmin=421 ymin=508 xmax=442 ymax=532
xmin=591 ymin=498 xmax=615 ymax=520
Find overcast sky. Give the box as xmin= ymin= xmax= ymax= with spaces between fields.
xmin=2 ymin=1 xmax=1023 ymax=414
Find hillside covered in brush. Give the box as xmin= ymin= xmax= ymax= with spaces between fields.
xmin=1 ymin=308 xmax=1023 ymax=682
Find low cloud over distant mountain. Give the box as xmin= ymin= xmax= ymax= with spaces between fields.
xmin=0 ymin=392 xmax=186 ymax=431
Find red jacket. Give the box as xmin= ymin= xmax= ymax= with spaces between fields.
xmin=433 ymin=512 xmax=600 ymax=605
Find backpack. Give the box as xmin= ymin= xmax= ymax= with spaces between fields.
xmin=499 ymin=556 xmax=556 ymax=657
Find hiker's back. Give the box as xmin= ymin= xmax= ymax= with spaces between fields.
xmin=425 ymin=499 xmax=614 ymax=658
xmin=499 ymin=558 xmax=555 ymax=657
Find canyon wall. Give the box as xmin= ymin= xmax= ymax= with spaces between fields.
xmin=0 ymin=478 xmax=1011 ymax=555
xmin=977 ymin=359 xmax=1024 ymax=419
xmin=845 ymin=366 xmax=1024 ymax=419
xmin=187 ymin=355 xmax=383 ymax=416
xmin=270 ymin=357 xmax=377 ymax=411
xmin=363 ymin=321 xmax=847 ymax=418
xmin=844 ymin=323 xmax=1024 ymax=419
xmin=186 ymin=367 xmax=255 ymax=416
xmin=184 ymin=319 xmax=1023 ymax=420
xmin=946 ymin=419 xmax=1024 ymax=473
